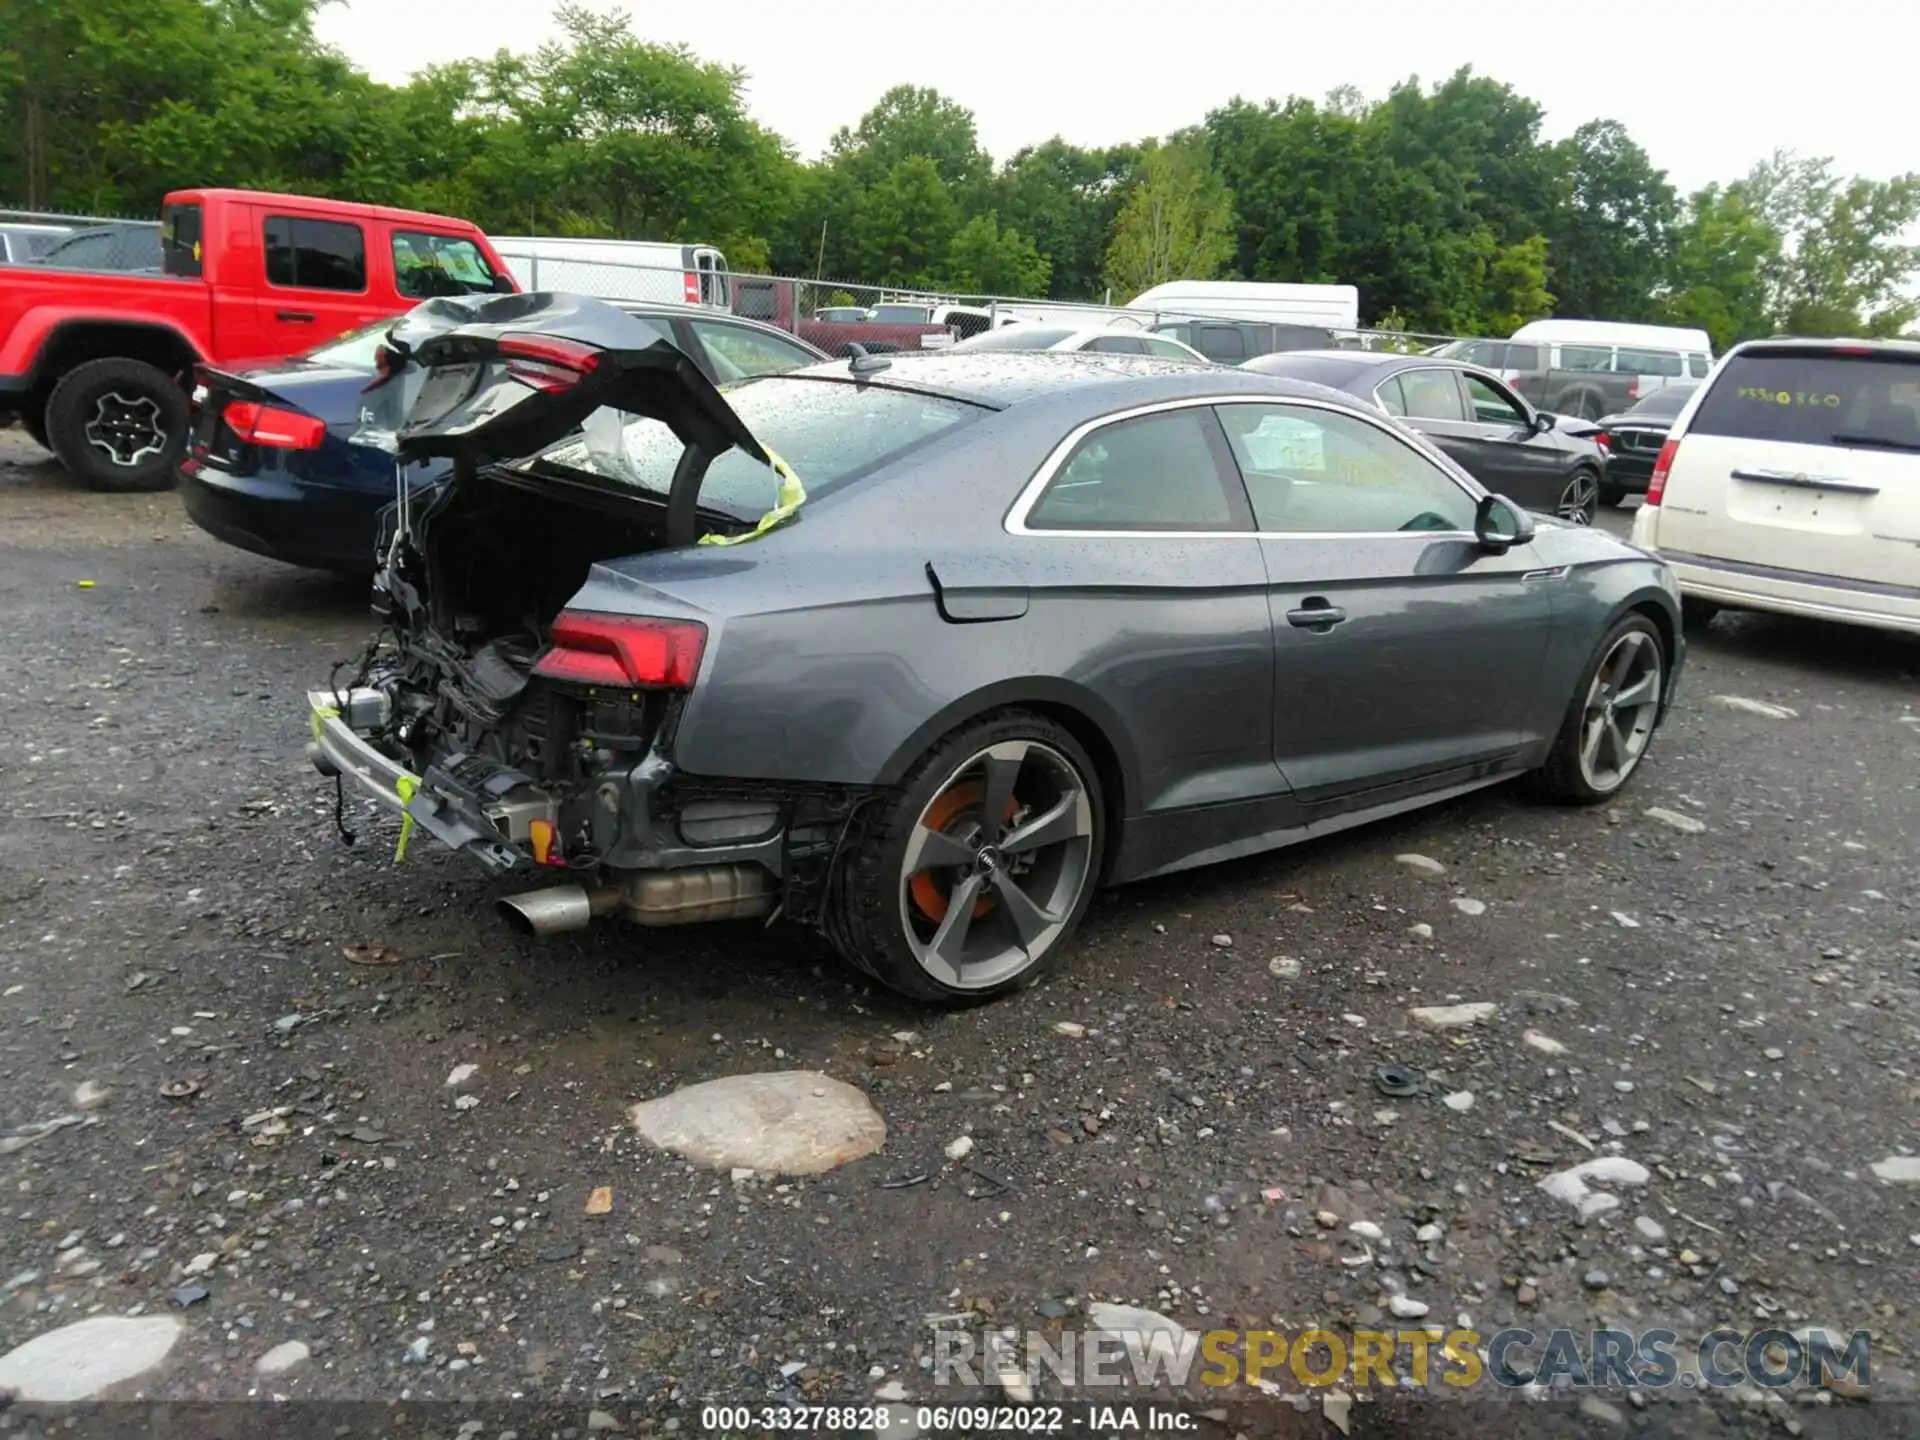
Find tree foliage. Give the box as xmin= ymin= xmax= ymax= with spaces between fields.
xmin=3 ymin=1 xmax=1916 ymax=344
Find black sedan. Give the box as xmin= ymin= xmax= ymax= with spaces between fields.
xmin=1594 ymin=383 xmax=1698 ymax=506
xmin=179 ymin=304 xmax=828 ymax=573
xmin=1242 ymin=350 xmax=1612 ymax=525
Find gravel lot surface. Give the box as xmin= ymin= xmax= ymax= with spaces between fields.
xmin=2 ymin=428 xmax=1918 ymax=1438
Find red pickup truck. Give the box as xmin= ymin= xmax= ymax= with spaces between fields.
xmin=0 ymin=188 xmax=514 ymax=491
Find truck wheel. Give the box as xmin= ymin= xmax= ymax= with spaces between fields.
xmin=45 ymin=358 xmax=187 ymax=493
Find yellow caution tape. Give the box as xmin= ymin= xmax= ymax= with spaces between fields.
xmin=310 ymin=705 xmax=338 ymax=743
xmin=394 ymin=775 xmax=417 ymax=863
xmin=698 ymin=448 xmax=806 ymax=548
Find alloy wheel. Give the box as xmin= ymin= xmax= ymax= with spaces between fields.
xmin=898 ymin=739 xmax=1095 ymax=990
xmin=83 ymin=391 xmax=167 ymax=468
xmin=1578 ymin=629 xmax=1662 ymax=792
xmin=1557 ymin=471 xmax=1598 ymax=525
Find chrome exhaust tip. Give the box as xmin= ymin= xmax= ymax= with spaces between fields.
xmin=496 ymin=885 xmax=619 ymax=938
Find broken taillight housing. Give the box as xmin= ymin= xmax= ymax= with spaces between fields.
xmin=533 ymin=612 xmax=707 ymax=689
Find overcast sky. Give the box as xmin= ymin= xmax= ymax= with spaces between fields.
xmin=314 ymin=0 xmax=1907 ymax=195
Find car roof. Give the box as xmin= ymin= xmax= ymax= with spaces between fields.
xmin=1733 ymin=336 xmax=1920 ymax=360
xmin=769 ymin=350 xmax=1370 ymax=418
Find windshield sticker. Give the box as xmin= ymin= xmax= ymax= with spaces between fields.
xmin=1734 ymin=386 xmax=1841 ymax=408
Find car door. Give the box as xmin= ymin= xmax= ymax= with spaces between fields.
xmin=1212 ymin=398 xmax=1556 ymax=815
xmin=1447 ymin=370 xmax=1569 ymax=510
xmin=1007 ymin=402 xmax=1295 ymax=872
xmin=256 ymin=211 xmax=375 ymax=358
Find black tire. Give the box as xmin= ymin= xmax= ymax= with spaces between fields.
xmin=1531 ymin=613 xmax=1667 ymax=804
xmin=1681 ymin=597 xmax=1721 ymax=632
xmin=44 ymin=357 xmax=187 ymax=492
xmin=825 ymin=709 xmax=1107 ymax=1005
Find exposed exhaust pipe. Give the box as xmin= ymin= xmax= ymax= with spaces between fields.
xmin=496 ymin=884 xmax=622 ymax=937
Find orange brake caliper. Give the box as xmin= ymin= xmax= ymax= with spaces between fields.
xmin=909 ymin=782 xmax=1018 ymax=922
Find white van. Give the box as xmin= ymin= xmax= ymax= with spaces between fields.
xmin=486 ymin=237 xmax=729 ymax=308
xmin=1629 ymin=337 xmax=1920 ymax=635
xmin=1511 ymin=320 xmax=1712 ymax=382
xmin=1127 ymin=281 xmax=1361 ymax=331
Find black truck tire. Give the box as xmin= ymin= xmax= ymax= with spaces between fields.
xmin=44 ymin=357 xmax=187 ymax=493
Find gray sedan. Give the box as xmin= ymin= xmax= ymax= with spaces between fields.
xmin=1242 ymin=350 xmax=1613 ymax=525
xmin=308 ymin=294 xmax=1685 ymax=1005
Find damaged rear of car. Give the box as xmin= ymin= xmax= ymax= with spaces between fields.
xmin=307 ymin=292 xmax=968 ymax=940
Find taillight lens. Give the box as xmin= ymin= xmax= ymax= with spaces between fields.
xmin=533 ymin=612 xmax=707 ymax=689
xmin=1593 ymin=430 xmax=1611 ymax=453
xmin=1625 ymin=377 xmax=1640 ymax=401
xmin=224 ymin=401 xmax=325 ymax=449
xmin=683 ymin=271 xmax=701 ymax=304
xmin=1645 ymin=438 xmax=1679 ymax=506
xmin=499 ymin=333 xmax=602 ymax=393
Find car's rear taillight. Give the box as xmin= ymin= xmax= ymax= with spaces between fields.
xmin=1645 ymin=438 xmax=1679 ymax=506
xmin=683 ymin=271 xmax=701 ymax=304
xmin=1593 ymin=430 xmax=1611 ymax=453
xmin=533 ymin=611 xmax=707 ymax=689
xmin=1625 ymin=376 xmax=1640 ymax=402
xmin=223 ymin=401 xmax=326 ymax=449
xmin=499 ymin=333 xmax=603 ymax=394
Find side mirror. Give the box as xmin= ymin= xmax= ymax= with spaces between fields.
xmin=1532 ymin=410 xmax=1556 ymax=434
xmin=1475 ymin=494 xmax=1536 ymax=552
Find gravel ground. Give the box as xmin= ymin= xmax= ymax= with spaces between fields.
xmin=2 ymin=428 xmax=1919 ymax=1438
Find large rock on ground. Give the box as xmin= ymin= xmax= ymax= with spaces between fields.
xmin=629 ymin=1070 xmax=886 ymax=1176
xmin=0 ymin=1315 xmax=182 ymax=1401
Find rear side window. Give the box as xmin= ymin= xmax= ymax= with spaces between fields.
xmin=161 ymin=204 xmax=202 ymax=277
xmin=1028 ymin=408 xmax=1248 ymax=532
xmin=1618 ymin=347 xmax=1683 ymax=378
xmin=1505 ymin=344 xmax=1541 ymax=371
xmin=1559 ymin=345 xmax=1613 ymax=372
xmin=1397 ymin=368 xmax=1467 ymax=422
xmin=1690 ymin=353 xmax=1920 ymax=451
xmin=1687 ymin=353 xmax=1710 ymax=378
xmin=265 ymin=216 xmax=367 ymax=291
xmin=1082 ymin=335 xmax=1145 ymax=355
xmin=1195 ymin=326 xmax=1247 ymax=362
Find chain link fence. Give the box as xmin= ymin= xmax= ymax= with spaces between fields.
xmin=0 ymin=206 xmax=160 ymax=268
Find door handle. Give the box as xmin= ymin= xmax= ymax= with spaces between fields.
xmin=1286 ymin=600 xmax=1347 ymax=630
xmin=276 ymin=310 xmax=316 ymax=323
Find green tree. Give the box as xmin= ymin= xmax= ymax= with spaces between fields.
xmin=943 ymin=213 xmax=1050 ymax=296
xmin=1735 ymin=151 xmax=1920 ymax=336
xmin=1102 ymin=139 xmax=1234 ymax=301
xmin=828 ymin=85 xmax=990 ymax=204
xmin=1657 ymin=185 xmax=1779 ymax=349
xmin=848 ymin=156 xmax=958 ymax=288
xmin=992 ymin=138 xmax=1137 ymax=299
xmin=1540 ymin=119 xmax=1676 ymax=321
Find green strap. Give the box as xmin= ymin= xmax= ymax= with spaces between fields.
xmin=698 ymin=448 xmax=806 ymax=547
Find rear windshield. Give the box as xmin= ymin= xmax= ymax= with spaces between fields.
xmin=1690 ymin=353 xmax=1920 ymax=451
xmin=954 ymin=327 xmax=1075 ymax=351
xmin=306 ymin=316 xmax=403 ymax=368
xmin=871 ymin=304 xmax=933 ymax=323
xmin=539 ymin=376 xmax=986 ymax=519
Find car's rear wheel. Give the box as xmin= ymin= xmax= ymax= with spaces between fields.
xmin=1557 ymin=468 xmax=1600 ymax=525
xmin=827 ymin=710 xmax=1105 ymax=1004
xmin=1531 ymin=613 xmax=1665 ymax=803
xmin=44 ymin=358 xmax=186 ymax=493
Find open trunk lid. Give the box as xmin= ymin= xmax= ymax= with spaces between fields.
xmin=378 ymin=291 xmax=767 ymax=468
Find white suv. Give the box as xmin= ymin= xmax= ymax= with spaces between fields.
xmin=1630 ymin=338 xmax=1920 ymax=635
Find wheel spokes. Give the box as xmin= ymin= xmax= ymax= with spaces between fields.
xmin=977 ymin=743 xmax=1026 ymax=835
xmin=903 ymin=821 xmax=977 ymax=877
xmin=1001 ymin=790 xmax=1090 ymax=855
xmin=926 ymin=872 xmax=985 ymax=971
xmin=990 ymin=869 xmax=1061 ymax=950
xmin=1613 ymin=670 xmax=1659 ymax=711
